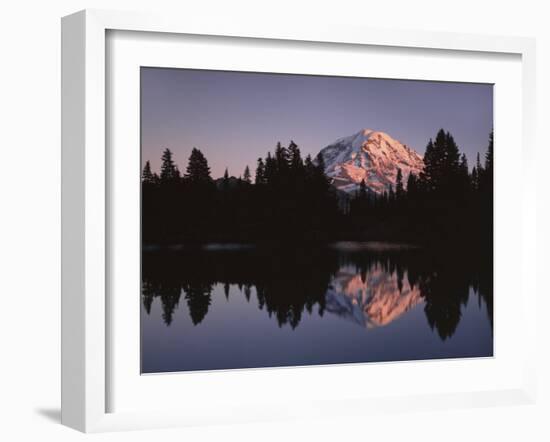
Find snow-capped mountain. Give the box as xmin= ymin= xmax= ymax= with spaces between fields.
xmin=318 ymin=129 xmax=424 ymax=194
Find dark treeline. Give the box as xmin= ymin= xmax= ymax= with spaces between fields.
xmin=348 ymin=129 xmax=493 ymax=247
xmin=142 ymin=245 xmax=492 ymax=339
xmin=142 ymin=142 xmax=338 ymax=243
xmin=142 ymin=129 xmax=493 ymax=246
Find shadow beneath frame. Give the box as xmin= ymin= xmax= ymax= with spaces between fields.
xmin=35 ymin=407 xmax=61 ymax=423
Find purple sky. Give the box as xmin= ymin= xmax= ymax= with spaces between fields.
xmin=141 ymin=68 xmax=493 ymax=179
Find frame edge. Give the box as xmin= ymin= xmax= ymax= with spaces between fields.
xmin=61 ymin=7 xmax=538 ymax=432
xmin=61 ymin=9 xmax=87 ymax=432
xmin=61 ymin=9 xmax=108 ymax=433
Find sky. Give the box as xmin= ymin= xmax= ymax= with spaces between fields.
xmin=141 ymin=67 xmax=493 ymax=180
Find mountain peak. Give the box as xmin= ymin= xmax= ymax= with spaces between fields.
xmin=318 ymin=129 xmax=424 ymax=194
xmin=357 ymin=129 xmax=398 ymax=143
xmin=358 ymin=128 xmax=375 ymax=137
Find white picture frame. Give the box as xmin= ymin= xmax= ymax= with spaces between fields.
xmin=61 ymin=9 xmax=538 ymax=433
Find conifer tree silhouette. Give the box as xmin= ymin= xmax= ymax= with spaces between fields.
xmin=243 ymin=165 xmax=251 ymax=184
xmin=185 ymin=148 xmax=212 ymax=183
xmin=255 ymin=158 xmax=266 ymax=185
xmin=160 ymin=148 xmax=180 ymax=183
xmin=142 ymin=161 xmax=155 ymax=184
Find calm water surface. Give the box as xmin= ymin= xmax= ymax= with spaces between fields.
xmin=141 ymin=242 xmax=493 ymax=373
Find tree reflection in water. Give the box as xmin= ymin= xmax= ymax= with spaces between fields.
xmin=141 ymin=243 xmax=493 ymax=340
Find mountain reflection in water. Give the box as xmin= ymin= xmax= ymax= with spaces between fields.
xmin=326 ymin=265 xmax=422 ymax=328
xmin=141 ymin=243 xmax=493 ymax=372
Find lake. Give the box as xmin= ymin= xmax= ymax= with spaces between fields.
xmin=141 ymin=242 xmax=493 ymax=373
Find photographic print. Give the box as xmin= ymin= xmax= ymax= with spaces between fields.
xmin=140 ymin=68 xmax=493 ymax=373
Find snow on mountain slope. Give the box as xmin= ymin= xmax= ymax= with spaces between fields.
xmin=318 ymin=129 xmax=424 ymax=194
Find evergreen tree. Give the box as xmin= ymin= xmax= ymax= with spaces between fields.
xmin=264 ymin=152 xmax=277 ymax=184
xmin=160 ymin=148 xmax=180 ymax=183
xmin=141 ymin=282 xmax=154 ymax=314
xmin=303 ymin=154 xmax=316 ymax=184
xmin=222 ymin=167 xmax=230 ymax=190
xmin=476 ymin=152 xmax=483 ymax=177
xmin=274 ymin=142 xmax=289 ymax=172
xmin=243 ymin=165 xmax=252 ymax=184
xmin=444 ymin=132 xmax=460 ymax=171
xmin=431 ymin=129 xmax=448 ymax=190
xmin=485 ymin=130 xmax=493 ymax=172
xmin=255 ymin=158 xmax=265 ymax=184
xmin=353 ymin=179 xmax=368 ymax=217
xmin=184 ymin=148 xmax=212 ymax=183
xmin=420 ymin=129 xmax=461 ymax=194
xmin=395 ymin=168 xmax=404 ymax=199
xmin=459 ymin=154 xmax=469 ymax=176
xmin=458 ymin=153 xmax=470 ymax=195
xmin=288 ymin=140 xmax=303 ymax=171
xmin=481 ymin=131 xmax=494 ymax=243
xmin=471 ymin=166 xmax=479 ymax=191
xmin=312 ymin=153 xmax=330 ymax=195
xmin=481 ymin=130 xmax=493 ymax=193
xmin=473 ymin=152 xmax=483 ymax=191
xmin=420 ymin=138 xmax=436 ymax=192
xmin=183 ymin=282 xmax=212 ymax=325
xmin=142 ymin=161 xmax=155 ymax=184
xmin=314 ymin=152 xmax=327 ymax=182
xmin=407 ymin=172 xmax=418 ymax=197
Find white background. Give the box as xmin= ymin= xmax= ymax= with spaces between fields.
xmin=0 ymin=0 xmax=548 ymax=441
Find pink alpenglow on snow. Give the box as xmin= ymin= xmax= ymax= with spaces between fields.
xmin=318 ymin=129 xmax=424 ymax=194
xmin=325 ymin=264 xmax=423 ymax=329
